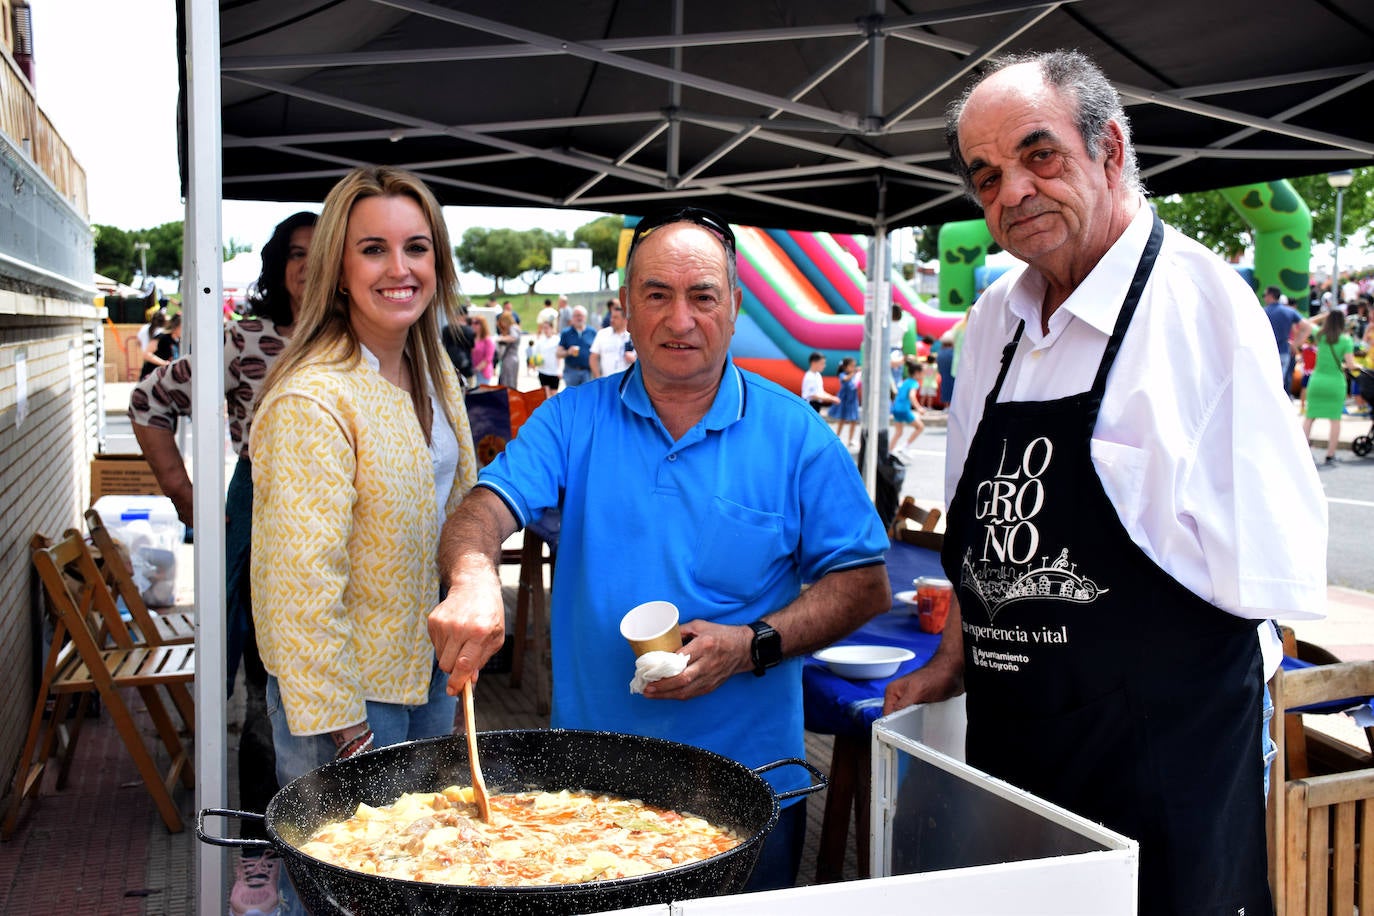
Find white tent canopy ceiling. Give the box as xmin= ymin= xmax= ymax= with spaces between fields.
xmin=179 ymin=3 xmax=1372 ymax=907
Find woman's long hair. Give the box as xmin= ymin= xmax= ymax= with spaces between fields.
xmin=245 ymin=211 xmax=317 ymax=324
xmin=1322 ymin=308 xmax=1345 ymax=345
xmin=260 ymin=167 xmax=466 ymax=441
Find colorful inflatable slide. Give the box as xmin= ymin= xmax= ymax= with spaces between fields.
xmin=727 ymin=226 xmax=960 ymax=393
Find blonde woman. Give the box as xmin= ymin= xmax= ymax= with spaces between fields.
xmin=250 ymin=166 xmax=478 ymax=788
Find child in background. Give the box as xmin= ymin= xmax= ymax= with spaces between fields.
xmin=890 ymin=356 xmax=925 ymax=451
xmin=918 ymin=355 xmax=941 ymax=408
xmin=801 ymin=351 xmax=839 ymax=413
xmin=1299 ymin=340 xmax=1317 ymax=412
xmin=834 ymin=357 xmax=861 ymax=447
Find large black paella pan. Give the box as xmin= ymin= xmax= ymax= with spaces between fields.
xmin=199 ymin=728 xmax=824 ymax=916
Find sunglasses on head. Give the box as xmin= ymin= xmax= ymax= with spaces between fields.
xmin=627 ymin=207 xmax=736 ymax=258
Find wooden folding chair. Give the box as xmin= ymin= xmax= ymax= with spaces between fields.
xmin=1267 ymin=644 xmax=1374 ymax=916
xmin=504 ymin=523 xmax=557 ymax=716
xmin=889 ymin=495 xmax=943 ymax=550
xmin=125 ymin=335 xmax=144 ymax=381
xmin=84 ymin=507 xmax=196 ymax=645
xmin=4 ymin=531 xmax=196 ymax=838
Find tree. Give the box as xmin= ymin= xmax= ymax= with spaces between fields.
xmin=1151 ymin=168 xmax=1374 ymax=261
xmin=142 ymin=221 xmax=184 ymax=279
xmin=455 ymin=226 xmax=573 ymax=293
xmin=1152 ymin=192 xmax=1249 ymax=258
xmin=573 ymin=215 xmax=624 ymax=287
xmin=224 ymin=237 xmax=253 ymax=261
xmin=1288 ymin=169 xmax=1374 ymax=255
xmin=93 ymin=221 xmax=186 ymax=284
xmin=517 ymin=228 xmax=569 ymax=294
xmin=93 ymin=224 xmax=136 ymax=285
xmin=455 ymin=227 xmax=527 ymax=293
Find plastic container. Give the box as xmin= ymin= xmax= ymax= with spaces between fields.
xmin=92 ymin=495 xmax=185 ymax=607
xmin=912 ymin=576 xmax=952 ymax=634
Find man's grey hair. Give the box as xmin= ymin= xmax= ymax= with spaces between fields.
xmin=624 ymin=223 xmax=739 ymax=295
xmin=945 ymin=49 xmax=1142 ymax=200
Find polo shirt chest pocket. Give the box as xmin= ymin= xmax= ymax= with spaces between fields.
xmin=692 ymin=497 xmax=786 ymax=601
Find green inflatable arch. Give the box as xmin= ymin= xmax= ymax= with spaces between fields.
xmin=937 ymin=219 xmax=994 ymax=312
xmin=1218 ymin=180 xmax=1311 ymax=303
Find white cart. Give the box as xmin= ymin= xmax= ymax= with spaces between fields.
xmin=600 ymin=698 xmax=1138 ymax=915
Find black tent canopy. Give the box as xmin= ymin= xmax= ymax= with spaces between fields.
xmin=202 ymin=0 xmax=1374 ymax=232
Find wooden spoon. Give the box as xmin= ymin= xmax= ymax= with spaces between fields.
xmin=461 ymin=680 xmax=492 ymax=822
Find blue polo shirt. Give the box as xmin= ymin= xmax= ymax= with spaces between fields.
xmin=1264 ymin=302 xmax=1303 ymax=356
xmin=558 ymin=326 xmax=597 ymax=370
xmin=478 ymin=357 xmax=887 ymax=801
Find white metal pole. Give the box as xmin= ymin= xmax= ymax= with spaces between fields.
xmin=861 ymin=225 xmax=891 ymax=498
xmin=186 ymin=0 xmax=228 ymax=911
xmin=1333 ymin=186 xmax=1344 ymax=304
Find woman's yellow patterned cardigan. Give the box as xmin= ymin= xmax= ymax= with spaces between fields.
xmin=250 ymin=350 xmax=476 ymax=735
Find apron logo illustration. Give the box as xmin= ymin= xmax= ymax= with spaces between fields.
xmin=961 ymin=436 xmax=1108 ymax=619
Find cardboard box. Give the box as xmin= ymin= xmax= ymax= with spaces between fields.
xmin=90 ymin=453 xmax=165 ymax=504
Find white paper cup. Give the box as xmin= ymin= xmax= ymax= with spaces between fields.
xmin=620 ymin=601 xmax=681 ymax=657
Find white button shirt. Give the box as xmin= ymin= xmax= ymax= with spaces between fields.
xmin=946 ymin=200 xmax=1327 ymax=677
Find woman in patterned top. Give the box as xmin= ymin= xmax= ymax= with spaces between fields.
xmin=129 ymin=210 xmax=316 ymax=912
xmin=249 ymin=166 xmax=478 ymax=790
xmin=130 ymin=211 xmax=316 ymax=683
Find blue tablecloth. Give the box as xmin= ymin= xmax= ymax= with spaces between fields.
xmin=803 ymin=540 xmax=945 ymax=738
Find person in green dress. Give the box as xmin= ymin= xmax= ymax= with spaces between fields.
xmin=1302 ymin=307 xmax=1360 ymax=464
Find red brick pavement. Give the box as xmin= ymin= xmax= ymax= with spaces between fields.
xmin=0 ymin=688 xmax=197 ymax=915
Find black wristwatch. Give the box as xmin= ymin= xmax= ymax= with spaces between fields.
xmin=747 ymin=620 xmax=783 ymax=677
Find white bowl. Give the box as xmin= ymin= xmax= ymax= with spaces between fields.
xmin=893 ymin=589 xmax=918 ymax=606
xmin=813 ymin=645 xmax=915 ymax=680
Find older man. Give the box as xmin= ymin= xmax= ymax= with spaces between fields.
xmin=430 ymin=207 xmax=890 ymax=891
xmin=882 ymin=51 xmax=1325 ymax=914
xmin=556 ymin=305 xmax=596 ymax=386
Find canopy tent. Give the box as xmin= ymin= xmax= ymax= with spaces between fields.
xmin=178 ymin=2 xmax=1374 ymax=907
xmin=197 ymin=0 xmax=1374 ymax=232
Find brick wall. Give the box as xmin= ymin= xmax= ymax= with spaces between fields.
xmin=0 ymin=290 xmax=101 ymax=790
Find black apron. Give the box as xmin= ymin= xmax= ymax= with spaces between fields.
xmin=941 ymin=215 xmax=1271 ymax=916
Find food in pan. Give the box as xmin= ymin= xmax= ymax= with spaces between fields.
xmin=298 ymin=786 xmax=743 ymax=886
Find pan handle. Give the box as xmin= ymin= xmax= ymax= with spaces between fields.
xmin=195 ymin=808 xmax=274 ymax=852
xmin=753 ymin=757 xmax=828 ymax=802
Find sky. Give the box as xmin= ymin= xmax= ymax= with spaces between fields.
xmin=29 ymin=0 xmax=609 ymax=290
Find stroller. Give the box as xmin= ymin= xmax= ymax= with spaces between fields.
xmin=1352 ymin=368 xmax=1374 ymax=458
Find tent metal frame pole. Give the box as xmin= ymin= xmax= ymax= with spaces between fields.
xmin=186 ymin=0 xmax=228 ymax=911
xmin=372 ymin=0 xmax=861 ymax=130
xmin=861 ymin=223 xmax=891 ymax=498
xmin=860 ymin=3 xmax=889 ymax=500
xmin=666 ymin=0 xmax=684 ymax=185
xmin=1142 ymin=70 xmax=1374 ymax=177
xmin=676 ymin=38 xmax=869 ymax=187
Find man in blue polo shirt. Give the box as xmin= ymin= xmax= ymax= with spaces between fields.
xmin=556 ymin=305 xmax=597 ymax=386
xmin=430 ymin=206 xmax=890 ymax=892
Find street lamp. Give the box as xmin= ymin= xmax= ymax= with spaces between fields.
xmin=133 ymin=241 xmax=150 ymax=282
xmin=1327 ymin=169 xmax=1354 ymax=308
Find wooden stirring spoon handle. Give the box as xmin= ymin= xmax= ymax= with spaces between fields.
xmin=462 ymin=680 xmax=492 ymax=822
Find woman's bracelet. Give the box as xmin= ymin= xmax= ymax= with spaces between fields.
xmin=332 ymin=726 xmax=375 ymax=760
